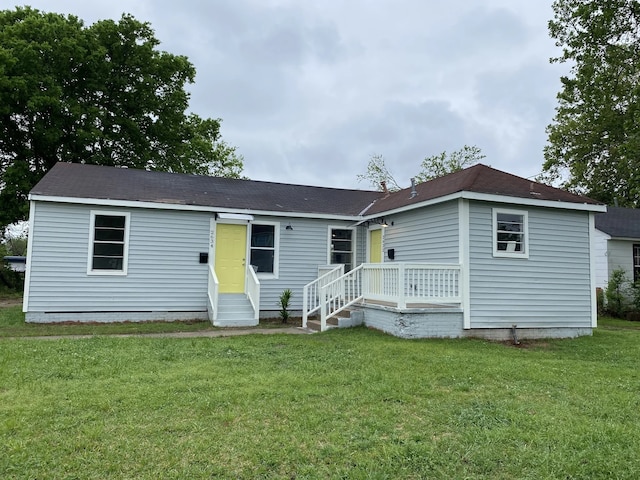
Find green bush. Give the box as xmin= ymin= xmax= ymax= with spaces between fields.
xmin=605 ymin=268 xmax=629 ymax=318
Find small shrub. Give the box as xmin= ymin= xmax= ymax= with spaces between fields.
xmin=605 ymin=268 xmax=629 ymax=318
xmin=278 ymin=289 xmax=293 ymax=323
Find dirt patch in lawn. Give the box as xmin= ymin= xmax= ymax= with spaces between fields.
xmin=0 ymin=297 xmax=22 ymax=308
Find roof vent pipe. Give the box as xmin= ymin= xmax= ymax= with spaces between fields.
xmin=410 ymin=178 xmax=417 ymax=199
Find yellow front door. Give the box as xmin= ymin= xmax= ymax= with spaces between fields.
xmin=215 ymin=223 xmax=247 ymax=293
xmin=368 ymin=228 xmax=383 ymax=295
xmin=369 ymin=229 xmax=382 ymax=263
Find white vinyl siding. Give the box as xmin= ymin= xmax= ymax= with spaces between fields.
xmin=469 ymin=201 xmax=592 ymax=328
xmin=255 ymin=217 xmax=356 ymax=314
xmin=382 ymin=200 xmax=459 ymax=263
xmin=607 ymin=239 xmax=637 ymax=285
xmin=26 ymin=202 xmax=210 ymax=313
xmin=592 ymin=229 xmax=610 ymax=289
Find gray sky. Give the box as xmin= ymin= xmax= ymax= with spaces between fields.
xmin=17 ymin=0 xmax=567 ymax=190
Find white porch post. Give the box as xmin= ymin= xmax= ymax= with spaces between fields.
xmin=459 ymin=198 xmax=471 ymax=329
xmin=398 ymin=263 xmax=406 ymax=309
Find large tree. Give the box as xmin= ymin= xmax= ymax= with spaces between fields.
xmin=0 ymin=7 xmax=243 ymax=229
xmin=357 ymin=145 xmax=485 ymax=191
xmin=543 ymin=0 xmax=640 ymax=206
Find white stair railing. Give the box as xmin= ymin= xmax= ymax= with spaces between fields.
xmin=246 ymin=265 xmax=260 ymax=321
xmin=244 ymin=265 xmax=260 ymax=320
xmin=302 ymin=264 xmax=344 ymax=328
xmin=207 ymin=264 xmax=219 ymax=324
xmin=319 ymin=265 xmax=364 ymax=331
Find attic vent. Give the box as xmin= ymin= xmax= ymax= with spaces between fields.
xmin=410 ymin=178 xmax=418 ymax=199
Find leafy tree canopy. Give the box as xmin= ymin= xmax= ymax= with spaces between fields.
xmin=543 ymin=0 xmax=640 ymax=206
xmin=0 ymin=7 xmax=244 ymax=230
xmin=357 ymin=145 xmax=485 ymax=191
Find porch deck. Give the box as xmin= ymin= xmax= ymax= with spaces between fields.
xmin=303 ymin=263 xmax=463 ymax=332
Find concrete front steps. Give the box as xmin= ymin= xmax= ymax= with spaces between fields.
xmin=214 ymin=293 xmax=258 ymax=327
xmin=305 ymin=308 xmax=364 ymax=332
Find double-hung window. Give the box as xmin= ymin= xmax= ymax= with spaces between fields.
xmin=250 ymin=223 xmax=279 ymax=277
xmin=633 ymin=244 xmax=640 ymax=282
xmin=493 ymin=209 xmax=528 ymax=258
xmin=330 ymin=228 xmax=354 ymax=271
xmin=88 ymin=211 xmax=130 ymax=274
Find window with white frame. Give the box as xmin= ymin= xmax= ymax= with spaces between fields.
xmin=633 ymin=244 xmax=640 ymax=282
xmin=250 ymin=223 xmax=278 ymax=275
xmin=493 ymin=209 xmax=528 ymax=258
xmin=330 ymin=228 xmax=354 ymax=271
xmin=88 ymin=212 xmax=130 ymax=274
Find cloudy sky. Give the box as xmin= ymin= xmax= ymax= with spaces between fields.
xmin=19 ymin=0 xmax=567 ymax=190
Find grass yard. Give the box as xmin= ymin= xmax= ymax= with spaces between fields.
xmin=1 ymin=313 xmax=640 ymax=478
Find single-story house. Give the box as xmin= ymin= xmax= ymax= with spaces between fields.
xmin=594 ymin=206 xmax=640 ymax=289
xmin=23 ymin=162 xmax=605 ymax=339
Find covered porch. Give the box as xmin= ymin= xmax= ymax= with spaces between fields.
xmin=303 ymin=263 xmax=464 ymax=335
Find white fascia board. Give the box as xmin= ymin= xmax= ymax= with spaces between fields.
xmin=607 ymin=236 xmax=640 ymax=242
xmin=459 ymin=192 xmax=607 ymax=212
xmin=28 ymin=194 xmax=361 ymax=221
xmin=359 ymin=191 xmax=606 ymax=220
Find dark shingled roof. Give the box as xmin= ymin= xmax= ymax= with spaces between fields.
xmin=366 ymin=163 xmax=602 ymax=214
xmin=595 ymin=206 xmax=640 ymax=238
xmin=31 ymin=162 xmax=603 ymax=218
xmin=31 ymin=162 xmax=383 ymax=217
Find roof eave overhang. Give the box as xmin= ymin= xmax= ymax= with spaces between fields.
xmin=29 ymin=189 xmax=606 ymax=224
xmin=603 ymin=235 xmax=640 ymax=241
xmin=27 ymin=194 xmax=363 ymax=221
xmin=360 ymin=191 xmax=606 ymax=219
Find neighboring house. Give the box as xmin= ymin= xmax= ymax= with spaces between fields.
xmin=594 ymin=206 xmax=640 ymax=289
xmin=2 ymin=256 xmax=26 ymax=272
xmin=23 ymin=162 xmax=605 ymax=340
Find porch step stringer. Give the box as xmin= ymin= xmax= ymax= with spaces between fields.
xmin=215 ymin=293 xmax=258 ymax=327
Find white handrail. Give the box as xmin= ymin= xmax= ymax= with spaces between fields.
xmin=302 ymin=264 xmax=344 ymax=328
xmin=207 ymin=264 xmax=219 ymax=324
xmin=319 ymin=264 xmax=364 ymax=331
xmin=246 ymin=265 xmax=260 ymax=321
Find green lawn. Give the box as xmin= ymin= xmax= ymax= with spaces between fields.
xmin=1 ymin=312 xmax=639 ymax=478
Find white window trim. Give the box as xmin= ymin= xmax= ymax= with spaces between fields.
xmin=328 ymin=225 xmax=356 ymax=269
xmin=366 ymin=225 xmax=384 ymax=263
xmin=492 ymin=208 xmax=529 ymax=259
xmin=87 ymin=210 xmax=131 ymax=275
xmin=249 ymin=221 xmax=280 ymax=279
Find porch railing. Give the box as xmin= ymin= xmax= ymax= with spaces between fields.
xmin=207 ymin=263 xmax=219 ymax=324
xmin=302 ymin=264 xmax=344 ymax=328
xmin=363 ymin=263 xmax=461 ymax=308
xmin=307 ymin=263 xmax=462 ymax=331
xmin=246 ymin=265 xmax=260 ymax=321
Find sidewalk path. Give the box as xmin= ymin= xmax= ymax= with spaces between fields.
xmin=4 ymin=326 xmax=316 ymax=341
